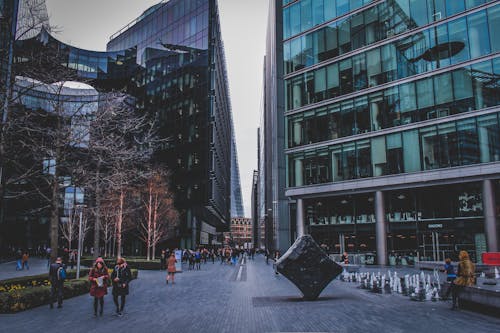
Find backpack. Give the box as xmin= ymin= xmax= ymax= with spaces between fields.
xmin=57 ymin=266 xmax=66 ymax=280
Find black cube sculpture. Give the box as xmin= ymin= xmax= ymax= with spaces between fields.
xmin=275 ymin=235 xmax=342 ymax=300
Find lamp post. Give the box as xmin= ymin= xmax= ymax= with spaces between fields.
xmin=75 ymin=204 xmax=86 ymax=279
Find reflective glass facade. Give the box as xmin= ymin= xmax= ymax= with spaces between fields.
xmin=282 ymin=0 xmax=500 ymax=263
xmin=6 ymin=0 xmax=235 ymax=249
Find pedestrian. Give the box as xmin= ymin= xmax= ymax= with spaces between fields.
xmin=21 ymin=251 xmax=29 ymax=270
xmin=166 ymin=253 xmax=177 ymax=284
xmin=111 ymin=257 xmax=131 ymax=316
xmin=69 ymin=250 xmax=76 ymax=270
xmin=443 ymin=258 xmax=456 ymax=300
xmin=89 ymin=257 xmax=109 ymax=317
xmin=160 ymin=250 xmax=166 ymax=270
xmin=46 ymin=247 xmax=51 ymax=268
xmin=48 ymin=257 xmax=66 ymax=309
xmin=195 ymin=249 xmax=201 ymax=270
xmin=274 ymin=251 xmax=280 ymax=275
xmin=451 ymin=251 xmax=476 ymax=309
xmin=341 ymin=251 xmax=349 ymax=264
xmin=15 ymin=249 xmax=22 ymax=270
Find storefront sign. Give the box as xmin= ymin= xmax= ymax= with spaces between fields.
xmin=427 ymin=224 xmax=443 ymax=229
xmin=482 ymin=252 xmax=500 ymax=265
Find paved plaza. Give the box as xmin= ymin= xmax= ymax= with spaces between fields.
xmin=1 ymin=256 xmax=499 ymax=333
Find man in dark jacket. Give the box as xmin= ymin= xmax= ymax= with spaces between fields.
xmin=49 ymin=257 xmax=65 ymax=309
xmin=111 ymin=257 xmax=132 ymax=316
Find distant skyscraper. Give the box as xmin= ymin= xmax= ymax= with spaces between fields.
xmin=266 ymin=0 xmax=500 ymax=263
xmin=230 ymin=132 xmax=245 ymax=218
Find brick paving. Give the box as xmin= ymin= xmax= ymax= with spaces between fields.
xmin=1 ymin=255 xmax=499 ymax=333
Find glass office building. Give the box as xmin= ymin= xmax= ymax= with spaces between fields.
xmin=278 ymin=0 xmax=500 ymax=263
xmin=4 ymin=0 xmax=236 ymax=250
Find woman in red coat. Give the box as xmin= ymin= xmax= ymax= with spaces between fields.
xmin=89 ymin=257 xmax=109 ymax=316
xmin=166 ymin=253 xmax=177 ymax=285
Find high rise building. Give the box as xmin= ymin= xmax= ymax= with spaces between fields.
xmin=230 ymin=133 xmax=245 ymax=217
xmin=266 ymin=0 xmax=500 ymax=263
xmin=3 ymin=0 xmax=237 ymax=251
xmin=107 ymin=0 xmax=234 ymax=248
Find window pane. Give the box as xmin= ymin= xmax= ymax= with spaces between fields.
xmin=416 ymin=77 xmax=434 ymax=108
xmin=488 ymin=5 xmax=500 ymax=52
xmin=448 ymin=18 xmax=470 ymax=65
xmin=468 ymin=11 xmax=491 ymax=58
xmin=324 ymin=0 xmax=336 ymax=21
xmin=301 ymin=0 xmax=312 ymax=31
xmin=434 ymin=72 xmax=453 ymax=105
xmin=399 ymin=82 xmax=416 ymax=113
xmin=312 ymin=0 xmax=324 ymax=26
xmin=478 ymin=114 xmax=500 ymax=162
xmin=403 ymin=130 xmax=421 ymax=172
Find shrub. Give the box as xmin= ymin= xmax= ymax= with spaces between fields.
xmin=0 ymin=269 xmax=138 ymax=313
xmin=0 ymin=269 xmax=90 ymax=292
xmin=82 ymin=258 xmax=162 ymax=270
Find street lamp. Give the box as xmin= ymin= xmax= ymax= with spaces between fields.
xmin=75 ymin=204 xmax=87 ymax=279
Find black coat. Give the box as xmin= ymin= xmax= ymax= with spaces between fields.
xmin=111 ymin=264 xmax=132 ymax=296
xmin=49 ymin=263 xmax=65 ymax=286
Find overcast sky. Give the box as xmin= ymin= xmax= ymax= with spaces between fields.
xmin=45 ymin=0 xmax=268 ymax=216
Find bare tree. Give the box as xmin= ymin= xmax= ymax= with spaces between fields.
xmin=139 ymin=168 xmax=179 ymax=260
xmin=60 ymin=208 xmax=77 ymax=250
xmin=83 ymin=92 xmax=160 ymax=258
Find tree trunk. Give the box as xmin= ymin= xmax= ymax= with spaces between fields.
xmin=49 ymin=169 xmax=59 ymax=262
xmin=152 ymin=196 xmax=158 ymax=260
xmin=93 ymin=163 xmax=101 ymax=258
xmin=146 ymin=185 xmax=152 ymax=260
xmin=116 ymin=189 xmax=124 ymax=258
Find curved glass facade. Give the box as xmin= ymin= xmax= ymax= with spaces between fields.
xmin=6 ymin=0 xmax=235 ymax=250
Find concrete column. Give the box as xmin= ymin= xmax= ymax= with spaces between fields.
xmin=296 ymin=198 xmax=305 ymax=238
xmin=482 ymin=179 xmax=499 ymax=252
xmin=375 ymin=191 xmax=387 ymax=266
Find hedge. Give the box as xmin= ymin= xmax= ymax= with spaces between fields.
xmin=0 ymin=269 xmax=90 ymax=292
xmin=0 ymin=269 xmax=138 ymax=313
xmin=81 ymin=258 xmax=163 ymax=270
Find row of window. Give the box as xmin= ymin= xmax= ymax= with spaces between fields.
xmin=283 ymin=0 xmax=374 ymax=39
xmin=284 ymin=2 xmax=500 ymax=75
xmin=285 ymin=7 xmax=500 ymax=111
xmin=304 ymin=183 xmax=485 ymax=226
xmin=288 ymin=112 xmax=500 ymax=187
xmin=287 ymin=57 xmax=500 ymax=147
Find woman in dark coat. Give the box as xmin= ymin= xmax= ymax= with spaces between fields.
xmin=111 ymin=257 xmax=132 ymax=316
xmin=89 ymin=257 xmax=109 ymax=316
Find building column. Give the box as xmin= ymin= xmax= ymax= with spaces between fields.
xmin=375 ymin=191 xmax=387 ymax=266
xmin=482 ymin=179 xmax=499 ymax=252
xmin=296 ymin=198 xmax=305 ymax=238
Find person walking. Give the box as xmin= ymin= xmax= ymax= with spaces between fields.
xmin=160 ymin=250 xmax=166 ymax=270
xmin=21 ymin=251 xmax=29 ymax=270
xmin=111 ymin=257 xmax=131 ymax=316
xmin=49 ymin=257 xmax=66 ymax=309
xmin=443 ymin=258 xmax=456 ymax=300
xmin=195 ymin=249 xmax=201 ymax=270
xmin=69 ymin=250 xmax=76 ymax=270
xmin=166 ymin=253 xmax=177 ymax=285
xmin=451 ymin=251 xmax=476 ymax=309
xmin=89 ymin=257 xmax=109 ymax=316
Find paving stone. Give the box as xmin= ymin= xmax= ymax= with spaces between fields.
xmin=1 ymin=256 xmax=499 ymax=333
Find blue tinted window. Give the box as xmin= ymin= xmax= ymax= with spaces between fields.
xmin=301 ymin=0 xmax=313 ymax=31
xmin=337 ymin=0 xmax=349 ymax=16
xmin=467 ymin=11 xmax=491 ymax=58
